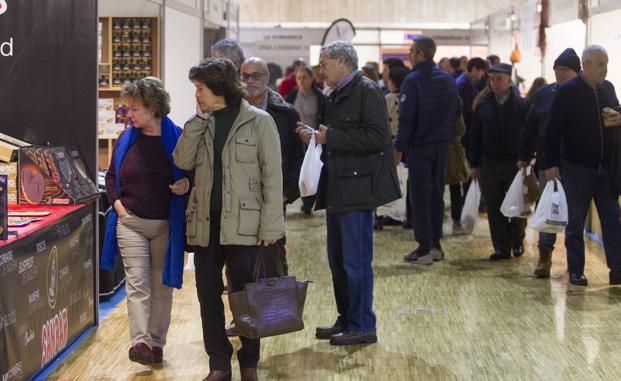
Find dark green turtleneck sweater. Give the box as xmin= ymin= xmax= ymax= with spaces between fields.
xmin=211 ymin=103 xmax=241 ymax=212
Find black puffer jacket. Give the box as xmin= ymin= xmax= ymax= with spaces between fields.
xmin=265 ymin=88 xmax=305 ymax=204
xmin=315 ymin=72 xmax=401 ymax=213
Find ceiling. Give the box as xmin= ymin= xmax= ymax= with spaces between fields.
xmin=237 ymin=0 xmax=517 ymax=26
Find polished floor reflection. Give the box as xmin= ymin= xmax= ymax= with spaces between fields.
xmin=48 ymin=202 xmax=621 ymax=380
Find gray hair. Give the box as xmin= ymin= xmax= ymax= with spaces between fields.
xmin=211 ymin=39 xmax=246 ymax=69
xmin=582 ymin=45 xmax=608 ymax=63
xmin=321 ymin=41 xmax=358 ymax=70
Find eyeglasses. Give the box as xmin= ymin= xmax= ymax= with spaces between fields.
xmin=241 ymin=72 xmax=267 ymax=81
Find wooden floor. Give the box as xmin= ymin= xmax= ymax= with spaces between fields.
xmin=48 ymin=202 xmax=621 ymax=380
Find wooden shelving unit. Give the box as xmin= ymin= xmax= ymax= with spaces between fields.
xmin=97 ymin=16 xmax=160 ymax=170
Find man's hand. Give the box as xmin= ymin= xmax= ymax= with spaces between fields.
xmin=604 ymin=110 xmax=621 ymax=127
xmin=114 ymin=200 xmax=128 ymax=217
xmin=544 ymin=167 xmax=560 ymax=181
xmin=517 ymin=160 xmax=529 ymax=169
xmin=394 ymin=151 xmax=403 ymax=166
xmin=258 ymin=239 xmax=277 ymax=247
xmin=469 ymin=168 xmax=480 ymax=180
xmin=169 ymin=177 xmax=190 ymax=195
xmin=295 ymin=122 xmax=314 ymax=144
xmin=314 ymin=125 xmax=328 ymax=145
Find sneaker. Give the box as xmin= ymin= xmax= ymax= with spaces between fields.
xmin=431 ymin=247 xmax=445 ymax=262
xmin=404 ymin=248 xmax=433 ymax=265
xmin=489 ymin=252 xmax=511 ymax=261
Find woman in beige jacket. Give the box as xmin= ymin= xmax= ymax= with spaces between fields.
xmin=173 ymin=58 xmax=284 ymax=381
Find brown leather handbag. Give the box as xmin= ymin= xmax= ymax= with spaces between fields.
xmin=228 ymin=243 xmax=310 ymax=339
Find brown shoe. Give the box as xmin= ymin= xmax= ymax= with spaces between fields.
xmin=128 ymin=342 xmax=154 ymax=365
xmin=240 ymin=368 xmax=258 ymax=381
xmin=203 ymin=370 xmax=232 ymax=381
xmin=534 ymin=246 xmax=553 ymax=278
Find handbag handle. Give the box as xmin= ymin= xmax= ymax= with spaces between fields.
xmin=252 ymin=242 xmax=285 ymax=282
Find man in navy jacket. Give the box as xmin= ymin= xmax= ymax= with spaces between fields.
xmin=543 ymin=45 xmax=621 ymax=286
xmin=394 ymin=35 xmax=459 ymax=265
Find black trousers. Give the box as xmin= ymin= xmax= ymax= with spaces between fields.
xmin=194 ymin=211 xmax=260 ymax=371
xmin=406 ymin=142 xmax=449 ymax=251
xmin=479 ymin=157 xmax=526 ymax=254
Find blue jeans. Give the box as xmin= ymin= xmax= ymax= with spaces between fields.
xmin=562 ymin=161 xmax=621 ymax=275
xmin=326 ymin=210 xmax=376 ymax=333
xmin=537 ymin=170 xmax=557 ymax=249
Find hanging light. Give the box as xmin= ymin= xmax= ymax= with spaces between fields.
xmin=536 ymin=0 xmax=543 ymax=13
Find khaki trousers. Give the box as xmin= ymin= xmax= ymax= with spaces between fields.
xmin=117 ymin=214 xmax=172 ymax=348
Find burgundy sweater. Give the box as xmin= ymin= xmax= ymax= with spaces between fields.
xmin=105 ymin=133 xmax=173 ymax=220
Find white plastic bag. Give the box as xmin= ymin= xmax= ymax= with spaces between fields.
xmin=501 ymin=169 xmax=532 ymax=218
xmin=376 ymin=163 xmax=408 ymax=222
xmin=528 ymin=179 xmax=568 ymax=233
xmin=460 ymin=179 xmax=481 ymax=233
xmin=298 ymin=134 xmax=323 ymax=197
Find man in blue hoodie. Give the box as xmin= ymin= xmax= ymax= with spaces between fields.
xmin=394 ymin=35 xmax=459 ymax=265
xmin=518 ymin=48 xmax=581 ymax=278
xmin=544 ymin=45 xmax=621 ymax=286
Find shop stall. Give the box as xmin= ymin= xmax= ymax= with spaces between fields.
xmin=0 ymin=0 xmax=99 ymax=379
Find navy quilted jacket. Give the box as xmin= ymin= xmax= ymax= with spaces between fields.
xmin=394 ymin=59 xmax=459 ymax=151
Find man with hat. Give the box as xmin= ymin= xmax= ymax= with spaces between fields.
xmin=469 ymin=63 xmax=530 ymax=260
xmin=544 ymin=45 xmax=621 ymax=286
xmin=517 ymin=48 xmax=581 ymax=278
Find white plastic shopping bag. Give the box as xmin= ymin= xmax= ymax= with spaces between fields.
xmin=376 ymin=163 xmax=408 ymax=222
xmin=528 ymin=179 xmax=568 ymax=233
xmin=501 ymin=169 xmax=532 ymax=218
xmin=298 ymin=134 xmax=323 ymax=197
xmin=460 ymin=179 xmax=481 ymax=233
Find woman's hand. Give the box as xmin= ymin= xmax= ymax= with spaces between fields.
xmin=196 ymin=100 xmax=209 ymax=120
xmin=169 ymin=177 xmax=190 ymax=195
xmin=114 ymin=200 xmax=129 ymax=217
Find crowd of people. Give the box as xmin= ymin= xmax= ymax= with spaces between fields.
xmin=100 ymin=35 xmax=621 ymax=381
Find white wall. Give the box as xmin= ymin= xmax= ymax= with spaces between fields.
xmin=164 ymin=6 xmax=202 ymax=123
xmin=98 ymin=0 xmax=160 ymax=17
xmin=591 ymin=8 xmax=621 ymax=90
xmin=543 ymin=20 xmax=586 ymax=83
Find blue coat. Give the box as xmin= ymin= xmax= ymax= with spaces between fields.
xmin=394 ymin=59 xmax=459 ymax=151
xmin=101 ymin=116 xmax=186 ymax=289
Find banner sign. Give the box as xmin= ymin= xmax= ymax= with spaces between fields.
xmin=0 ymin=0 xmax=98 ymax=177
xmin=0 ymin=205 xmax=96 ymax=380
